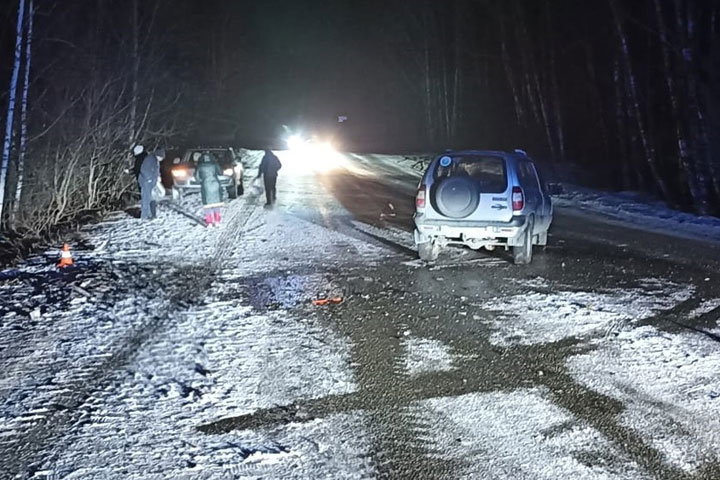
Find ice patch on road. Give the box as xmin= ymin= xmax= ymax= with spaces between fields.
xmin=236 ymin=209 xmax=387 ymax=274
xmin=415 ymin=388 xmax=648 ymax=479
xmin=483 ymin=279 xmax=694 ymax=346
xmin=568 ymin=326 xmax=720 ymax=472
xmin=404 ymin=337 xmax=455 ymax=376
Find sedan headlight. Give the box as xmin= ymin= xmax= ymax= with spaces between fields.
xmin=223 ymin=168 xmax=234 ymax=176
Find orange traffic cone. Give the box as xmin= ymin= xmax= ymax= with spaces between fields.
xmin=57 ymin=243 xmax=74 ymax=268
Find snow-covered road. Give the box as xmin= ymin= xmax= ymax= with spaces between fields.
xmin=1 ymin=150 xmax=719 ymax=479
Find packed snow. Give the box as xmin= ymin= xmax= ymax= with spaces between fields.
xmin=0 ymin=151 xmax=389 ymax=477
xmin=403 ymin=337 xmax=456 ymax=376
xmin=1 ymin=150 xmax=719 ymax=479
xmin=568 ymin=326 xmax=720 ymax=472
xmin=415 ymin=388 xmax=649 ymax=479
xmin=482 ymin=279 xmax=694 ymax=346
xmin=689 ymin=298 xmax=720 ymax=319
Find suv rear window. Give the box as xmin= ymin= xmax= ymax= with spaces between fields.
xmin=434 ymin=155 xmax=507 ymax=193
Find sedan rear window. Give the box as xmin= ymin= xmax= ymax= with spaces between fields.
xmin=189 ymin=150 xmax=232 ymax=165
xmin=434 ymin=155 xmax=507 ymax=193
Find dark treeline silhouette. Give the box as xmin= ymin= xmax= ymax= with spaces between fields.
xmin=378 ymin=0 xmax=720 ymax=214
xmin=0 ymin=0 xmax=718 ymax=243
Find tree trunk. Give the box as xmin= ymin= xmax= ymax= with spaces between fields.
xmin=546 ymin=1 xmax=565 ymax=163
xmin=450 ymin=2 xmax=462 ymax=142
xmin=0 ymin=0 xmax=26 ymax=227
xmin=499 ymin=19 xmax=524 ymax=125
xmin=653 ymin=0 xmax=708 ymax=213
xmin=13 ymin=0 xmax=33 ymax=221
xmin=584 ymin=41 xmax=610 ymax=163
xmin=129 ymin=0 xmax=140 ymax=146
xmin=613 ymin=57 xmax=633 ymax=190
xmin=422 ymin=14 xmax=434 ymax=145
xmin=674 ymin=0 xmax=720 ymax=204
xmin=609 ymin=0 xmax=671 ymax=199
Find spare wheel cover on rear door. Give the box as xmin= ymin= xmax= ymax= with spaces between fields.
xmin=434 ymin=177 xmax=480 ymax=218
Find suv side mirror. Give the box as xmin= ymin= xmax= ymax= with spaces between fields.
xmin=547 ymin=183 xmax=563 ymax=195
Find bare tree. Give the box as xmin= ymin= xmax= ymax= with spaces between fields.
xmin=0 ymin=0 xmax=25 ymax=227
xmin=609 ymin=0 xmax=670 ymax=200
xmin=12 ymin=0 xmax=33 ymax=221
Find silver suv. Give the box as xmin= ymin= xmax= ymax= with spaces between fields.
xmin=413 ymin=150 xmax=552 ymax=264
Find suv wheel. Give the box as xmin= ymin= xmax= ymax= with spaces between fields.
xmin=418 ymin=240 xmax=441 ymax=262
xmin=513 ymin=216 xmax=534 ymax=265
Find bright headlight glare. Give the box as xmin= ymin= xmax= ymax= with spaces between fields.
xmin=172 ymin=169 xmax=188 ymax=179
xmin=223 ymin=168 xmax=233 ymax=176
xmin=287 ymin=134 xmax=305 ymax=151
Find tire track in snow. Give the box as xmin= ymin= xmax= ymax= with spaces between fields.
xmin=0 ymin=190 xmax=263 ymax=477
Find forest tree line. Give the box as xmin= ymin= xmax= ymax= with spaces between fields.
xmin=0 ymin=0 xmax=217 ymax=246
xmin=0 ymin=0 xmax=718 ymax=249
xmin=380 ymin=0 xmax=720 ymax=215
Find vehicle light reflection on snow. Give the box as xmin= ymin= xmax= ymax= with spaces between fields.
xmin=278 ymin=147 xmax=347 ymax=175
xmin=278 ymin=148 xmax=376 ymax=178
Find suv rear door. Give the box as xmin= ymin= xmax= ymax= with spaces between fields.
xmin=517 ymin=160 xmax=543 ymax=217
xmin=426 ymin=154 xmax=513 ymax=223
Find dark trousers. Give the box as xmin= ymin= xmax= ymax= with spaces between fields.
xmin=264 ymin=175 xmax=277 ymax=204
xmin=140 ymin=179 xmax=156 ymax=219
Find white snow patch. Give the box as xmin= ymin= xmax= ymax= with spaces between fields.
xmin=42 ymin=292 xmax=366 ymax=477
xmin=348 ymin=153 xmax=429 ymax=180
xmin=568 ymin=326 xmax=720 ymax=472
xmin=0 ymin=154 xmax=390 ymax=478
xmin=404 ymin=337 xmax=455 ymax=376
xmin=483 ymin=280 xmax=694 ymax=346
xmin=689 ymin=298 xmax=720 ymax=319
xmin=415 ymin=388 xmax=648 ymax=479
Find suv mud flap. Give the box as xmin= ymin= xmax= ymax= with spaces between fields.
xmin=414 ymin=229 xmax=431 ymax=245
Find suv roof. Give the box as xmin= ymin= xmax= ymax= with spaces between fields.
xmin=438 ymin=149 xmax=527 ymax=158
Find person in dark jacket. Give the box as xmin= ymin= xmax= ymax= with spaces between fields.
xmin=257 ymin=149 xmax=282 ymax=206
xmin=139 ymin=148 xmax=164 ymax=220
xmin=195 ymin=152 xmax=224 ymax=227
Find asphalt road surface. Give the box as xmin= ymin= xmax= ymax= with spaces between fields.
xmin=1 ymin=150 xmax=719 ymax=479
xmin=201 ymin=151 xmax=720 ymax=479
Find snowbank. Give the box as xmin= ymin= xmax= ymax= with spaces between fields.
xmin=553 ymin=185 xmax=720 ymax=242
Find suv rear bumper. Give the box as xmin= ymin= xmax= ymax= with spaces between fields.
xmin=414 ymin=214 xmax=527 ymax=245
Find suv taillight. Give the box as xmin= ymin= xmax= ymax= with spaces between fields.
xmin=416 ymin=185 xmax=426 ymax=209
xmin=512 ymin=186 xmax=524 ymax=211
